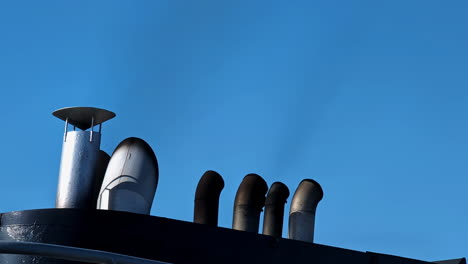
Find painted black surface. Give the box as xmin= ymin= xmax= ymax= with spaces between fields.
xmin=263 ymin=182 xmax=289 ymax=238
xmin=0 ymin=209 xmax=464 ymax=264
xmin=232 ymin=174 xmax=268 ymax=233
xmin=193 ymin=170 xmax=224 ymax=227
xmin=433 ymin=259 xmax=467 ymax=264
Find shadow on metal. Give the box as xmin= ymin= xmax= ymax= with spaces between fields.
xmin=0 ymin=241 xmax=170 ymax=264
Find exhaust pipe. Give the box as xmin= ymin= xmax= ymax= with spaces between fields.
xmin=53 ymin=107 xmax=115 ymax=209
xmin=90 ymin=150 xmax=111 ymax=207
xmin=193 ymin=170 xmax=225 ymax=227
xmin=97 ymin=137 xmax=159 ymax=214
xmin=232 ymin=174 xmax=268 ymax=233
xmin=288 ymin=179 xmax=323 ymax=243
xmin=262 ymin=182 xmax=289 ymax=238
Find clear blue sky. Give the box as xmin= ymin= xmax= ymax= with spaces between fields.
xmin=0 ymin=0 xmax=467 ymax=261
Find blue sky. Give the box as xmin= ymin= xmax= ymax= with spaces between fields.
xmin=0 ymin=0 xmax=467 ymax=261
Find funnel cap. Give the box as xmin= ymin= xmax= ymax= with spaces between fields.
xmin=53 ymin=107 xmax=116 ymax=130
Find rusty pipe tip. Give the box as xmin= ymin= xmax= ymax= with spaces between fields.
xmin=265 ymin=182 xmax=290 ymax=205
xmin=195 ymin=170 xmax=225 ymax=200
xmin=290 ymin=179 xmax=323 ymax=214
xmin=234 ymin=173 xmax=268 ymax=209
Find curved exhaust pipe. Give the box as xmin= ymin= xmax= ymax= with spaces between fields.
xmin=53 ymin=107 xmax=115 ymax=209
xmin=232 ymin=174 xmax=268 ymax=233
xmin=97 ymin=137 xmax=159 ymax=215
xmin=262 ymin=182 xmax=289 ymax=238
xmin=288 ymin=179 xmax=323 ymax=243
xmin=193 ymin=170 xmax=225 ymax=227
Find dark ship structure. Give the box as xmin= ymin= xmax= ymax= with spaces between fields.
xmin=0 ymin=107 xmax=465 ymax=264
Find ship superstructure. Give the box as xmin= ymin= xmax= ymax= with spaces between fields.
xmin=0 ymin=107 xmax=464 ymax=264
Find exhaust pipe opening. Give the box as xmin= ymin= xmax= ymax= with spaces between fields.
xmin=232 ymin=174 xmax=268 ymax=233
xmin=97 ymin=137 xmax=159 ymax=215
xmin=262 ymin=182 xmax=290 ymax=238
xmin=193 ymin=170 xmax=225 ymax=227
xmin=53 ymin=107 xmax=115 ymax=209
xmin=288 ymin=179 xmax=323 ymax=243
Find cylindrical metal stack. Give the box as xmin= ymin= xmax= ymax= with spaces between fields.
xmin=53 ymin=107 xmax=116 ymax=210
xmin=263 ymin=182 xmax=289 ymax=238
xmin=232 ymin=174 xmax=268 ymax=233
xmin=56 ymin=130 xmax=102 ymax=209
xmin=288 ymin=179 xmax=323 ymax=243
xmin=194 ymin=170 xmax=225 ymax=227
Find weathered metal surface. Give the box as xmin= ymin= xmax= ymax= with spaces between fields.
xmin=193 ymin=170 xmax=224 ymax=226
xmin=232 ymin=174 xmax=268 ymax=233
xmin=263 ymin=182 xmax=289 ymax=238
xmin=288 ymin=179 xmax=323 ymax=243
xmin=54 ymin=107 xmax=115 ymax=210
xmin=56 ymin=131 xmax=101 ymax=209
xmin=97 ymin=137 xmax=159 ymax=214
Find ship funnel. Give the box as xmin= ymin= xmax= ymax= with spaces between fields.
xmin=194 ymin=170 xmax=225 ymax=227
xmin=288 ymin=179 xmax=323 ymax=243
xmin=53 ymin=107 xmax=115 ymax=209
xmin=262 ymin=182 xmax=289 ymax=238
xmin=232 ymin=174 xmax=268 ymax=233
xmin=97 ymin=137 xmax=158 ymax=215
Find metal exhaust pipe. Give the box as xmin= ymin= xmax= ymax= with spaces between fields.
xmin=288 ymin=179 xmax=323 ymax=243
xmin=193 ymin=170 xmax=225 ymax=227
xmin=232 ymin=174 xmax=268 ymax=233
xmin=97 ymin=137 xmax=159 ymax=215
xmin=262 ymin=182 xmax=290 ymax=238
xmin=91 ymin=150 xmax=111 ymax=207
xmin=53 ymin=107 xmax=115 ymax=209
